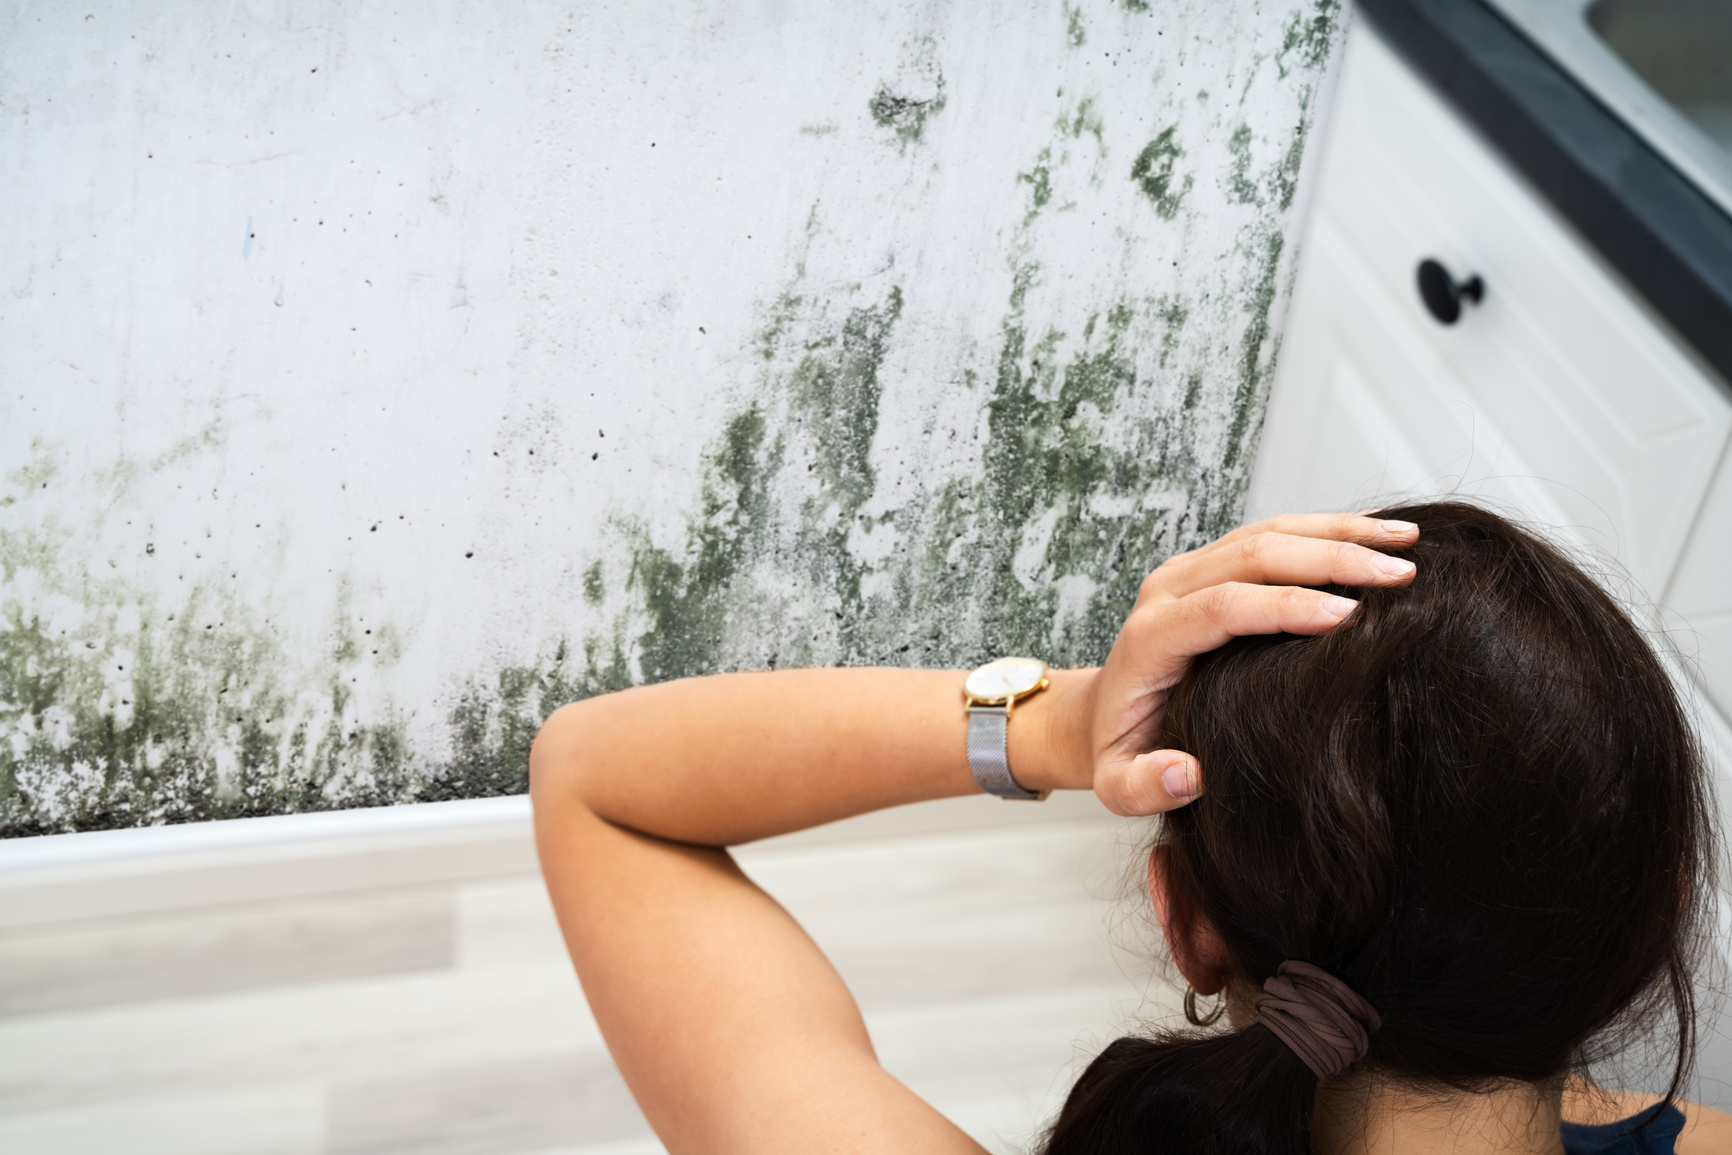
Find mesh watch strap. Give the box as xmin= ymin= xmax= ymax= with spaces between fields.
xmin=966 ymin=706 xmax=1046 ymax=800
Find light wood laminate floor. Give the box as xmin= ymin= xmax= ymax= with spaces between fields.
xmin=0 ymin=816 xmax=1185 ymax=1154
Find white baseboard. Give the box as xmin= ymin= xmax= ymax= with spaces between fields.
xmin=0 ymin=790 xmax=1120 ymax=930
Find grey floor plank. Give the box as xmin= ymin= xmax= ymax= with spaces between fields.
xmin=456 ymin=877 xmax=570 ymax=970
xmin=0 ymin=1080 xmax=325 ymax=1155
xmin=327 ymin=1053 xmax=652 ymax=1155
xmin=0 ymin=960 xmax=604 ymax=1116
xmin=0 ymin=886 xmax=456 ymax=1019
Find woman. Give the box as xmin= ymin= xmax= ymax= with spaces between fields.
xmin=530 ymin=504 xmax=1731 ymax=1153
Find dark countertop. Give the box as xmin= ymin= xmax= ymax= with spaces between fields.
xmin=1359 ymin=0 xmax=1732 ymax=394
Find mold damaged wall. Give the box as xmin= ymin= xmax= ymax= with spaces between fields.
xmin=0 ymin=0 xmax=1344 ymax=835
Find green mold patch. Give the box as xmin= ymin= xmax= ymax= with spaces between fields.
xmin=1018 ymin=98 xmax=1109 ymax=227
xmin=869 ymin=77 xmax=947 ymax=150
xmin=0 ymin=543 xmax=634 ymax=833
xmin=1018 ymin=151 xmax=1055 ymax=221
xmin=1215 ymin=24 xmax=1336 ymax=482
xmin=421 ymin=643 xmax=585 ymax=802
xmin=1279 ymin=0 xmax=1342 ymax=78
xmin=0 ymin=578 xmax=417 ymax=836
xmin=1131 ymin=127 xmax=1191 ymax=219
xmin=583 ymin=281 xmax=910 ymax=681
xmin=930 ymin=261 xmax=1222 ymax=664
xmin=553 ymin=55 xmax=1329 ymax=691
xmin=1223 ymin=228 xmax=1287 ymax=475
xmin=1064 ymin=98 xmax=1105 ymax=152
xmin=1065 ymin=3 xmax=1087 ymax=47
xmin=626 ymin=402 xmax=782 ymax=683
xmin=0 ymin=448 xmax=614 ymax=834
xmin=1227 ymin=123 xmax=1260 ymax=205
xmin=582 ymin=560 xmax=605 ymax=607
xmin=560 ymin=187 xmax=1243 ymax=686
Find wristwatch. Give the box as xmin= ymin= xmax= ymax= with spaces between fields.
xmin=963 ymin=657 xmax=1051 ymax=801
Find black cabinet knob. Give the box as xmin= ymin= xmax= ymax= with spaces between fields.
xmin=1417 ymin=258 xmax=1484 ymax=325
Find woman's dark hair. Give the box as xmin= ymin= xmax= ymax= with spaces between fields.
xmin=1043 ymin=502 xmax=1716 ymax=1154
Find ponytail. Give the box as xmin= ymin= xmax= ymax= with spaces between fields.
xmin=1042 ymin=1025 xmax=1317 ymax=1155
xmin=1044 ymin=966 xmax=1380 ymax=1152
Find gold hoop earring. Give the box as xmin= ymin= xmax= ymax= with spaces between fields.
xmin=1184 ymin=983 xmax=1226 ymax=1027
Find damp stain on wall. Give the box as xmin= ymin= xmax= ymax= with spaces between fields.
xmin=1 ymin=0 xmax=1345 ymax=835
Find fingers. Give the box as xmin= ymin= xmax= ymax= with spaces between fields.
xmin=1188 ymin=581 xmax=1359 ymax=641
xmin=1095 ymin=749 xmax=1202 ymax=816
xmin=1215 ymin=512 xmax=1418 ymax=550
xmin=1151 ymin=530 xmax=1416 ymax=599
xmin=1091 ymin=511 xmax=1407 ymax=818
xmin=1124 ymin=581 xmax=1358 ymax=663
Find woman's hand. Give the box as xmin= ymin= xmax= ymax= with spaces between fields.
xmin=1084 ymin=513 xmax=1419 ymax=816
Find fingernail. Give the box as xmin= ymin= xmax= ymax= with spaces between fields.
xmin=1323 ymin=595 xmax=1359 ymax=619
xmin=1372 ymin=555 xmax=1415 ymax=577
xmin=1161 ymin=761 xmax=1199 ymax=799
xmin=1381 ymin=520 xmax=1417 ymax=535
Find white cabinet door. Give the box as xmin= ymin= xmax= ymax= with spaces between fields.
xmin=1664 ymin=453 xmax=1732 ymax=721
xmin=1249 ymin=23 xmax=1732 ymax=605
xmin=1249 ymin=28 xmax=1732 ymax=1089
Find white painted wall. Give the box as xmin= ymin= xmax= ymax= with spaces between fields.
xmin=1 ymin=0 xmax=1344 ymax=833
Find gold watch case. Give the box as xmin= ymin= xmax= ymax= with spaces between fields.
xmin=963 ymin=656 xmax=1051 ymax=717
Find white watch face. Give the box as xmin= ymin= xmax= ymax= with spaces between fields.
xmin=965 ymin=656 xmax=1049 ymax=702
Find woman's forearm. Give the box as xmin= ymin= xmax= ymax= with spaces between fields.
xmin=529 ymin=665 xmax=1098 ymax=847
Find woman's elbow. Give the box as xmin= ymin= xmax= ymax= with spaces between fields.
xmin=529 ymin=700 xmax=590 ymax=808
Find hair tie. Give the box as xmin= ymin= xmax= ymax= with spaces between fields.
xmin=1253 ymin=961 xmax=1382 ymax=1080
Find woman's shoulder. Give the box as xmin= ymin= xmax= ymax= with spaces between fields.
xmin=1561 ymin=1083 xmax=1732 ymax=1155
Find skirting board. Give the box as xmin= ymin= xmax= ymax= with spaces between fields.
xmin=0 ymin=789 xmax=1120 ymax=931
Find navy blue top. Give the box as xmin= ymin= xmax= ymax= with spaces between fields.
xmin=1562 ymin=1104 xmax=1686 ymax=1154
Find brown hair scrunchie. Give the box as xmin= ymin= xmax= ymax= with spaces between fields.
xmin=1253 ymin=961 xmax=1383 ymax=1080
